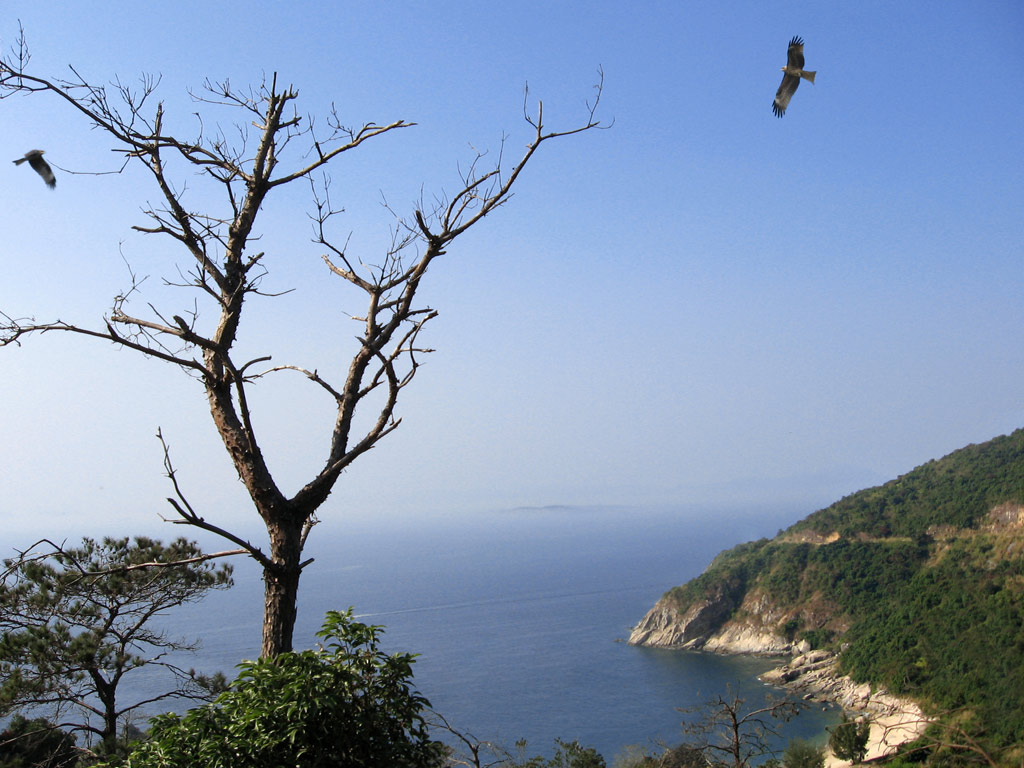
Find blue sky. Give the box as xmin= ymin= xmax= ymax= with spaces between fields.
xmin=2 ymin=2 xmax=1022 ymax=542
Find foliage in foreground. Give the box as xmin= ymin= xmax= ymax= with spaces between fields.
xmin=0 ymin=715 xmax=78 ymax=768
xmin=114 ymin=610 xmax=444 ymax=768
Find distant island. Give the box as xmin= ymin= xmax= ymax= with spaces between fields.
xmin=630 ymin=429 xmax=1024 ymax=763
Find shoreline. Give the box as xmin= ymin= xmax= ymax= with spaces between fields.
xmin=759 ymin=649 xmax=929 ymax=765
xmin=629 ymin=602 xmax=930 ymax=762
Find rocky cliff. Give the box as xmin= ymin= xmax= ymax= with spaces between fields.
xmin=628 ymin=588 xmax=797 ymax=655
xmin=627 ymin=573 xmax=933 ymax=762
xmin=759 ymin=649 xmax=919 ymax=716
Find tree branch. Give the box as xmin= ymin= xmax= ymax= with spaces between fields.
xmin=157 ymin=428 xmax=275 ymax=572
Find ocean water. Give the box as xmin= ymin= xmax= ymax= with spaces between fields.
xmin=160 ymin=504 xmax=840 ymax=762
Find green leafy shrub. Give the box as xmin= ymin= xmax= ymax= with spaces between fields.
xmin=117 ymin=609 xmax=444 ymax=768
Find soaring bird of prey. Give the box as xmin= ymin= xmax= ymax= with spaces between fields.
xmin=13 ymin=149 xmax=56 ymax=188
xmin=772 ymin=36 xmax=816 ymax=117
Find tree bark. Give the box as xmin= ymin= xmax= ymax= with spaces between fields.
xmin=88 ymin=667 xmax=118 ymax=750
xmin=261 ymin=515 xmax=305 ymax=657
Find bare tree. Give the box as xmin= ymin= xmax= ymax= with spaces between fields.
xmin=426 ymin=713 xmax=513 ymax=768
xmin=677 ymin=686 xmax=804 ymax=768
xmin=0 ymin=28 xmax=604 ymax=657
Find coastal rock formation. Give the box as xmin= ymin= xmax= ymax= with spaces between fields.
xmin=700 ymin=622 xmax=795 ymax=655
xmin=627 ymin=577 xmax=927 ymax=749
xmin=629 ymin=606 xmax=929 ymax=759
xmin=628 ymin=586 xmax=801 ymax=655
xmin=629 ymin=595 xmax=797 ymax=654
xmin=759 ymin=650 xmax=922 ymax=717
xmin=627 ymin=596 xmax=734 ymax=649
xmin=761 ymin=651 xmax=929 ymax=763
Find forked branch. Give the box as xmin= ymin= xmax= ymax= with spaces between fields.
xmin=156 ymin=428 xmax=274 ymax=571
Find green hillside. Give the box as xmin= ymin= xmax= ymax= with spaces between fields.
xmin=662 ymin=429 xmax=1024 ymax=753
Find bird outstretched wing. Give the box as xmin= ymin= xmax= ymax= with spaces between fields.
xmin=773 ymin=73 xmax=800 ymax=118
xmin=786 ymin=36 xmax=805 ymax=70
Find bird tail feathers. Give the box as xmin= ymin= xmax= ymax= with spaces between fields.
xmin=12 ymin=157 xmax=27 ymax=165
xmin=801 ymin=70 xmax=816 ymax=84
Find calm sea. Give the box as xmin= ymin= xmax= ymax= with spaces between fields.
xmin=159 ymin=504 xmax=840 ymax=762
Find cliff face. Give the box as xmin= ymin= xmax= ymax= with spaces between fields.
xmin=628 ymin=588 xmax=799 ymax=655
xmin=628 ymin=594 xmax=738 ymax=649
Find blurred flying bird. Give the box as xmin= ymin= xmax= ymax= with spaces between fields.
xmin=773 ymin=36 xmax=816 ymax=117
xmin=13 ymin=149 xmax=56 ymax=188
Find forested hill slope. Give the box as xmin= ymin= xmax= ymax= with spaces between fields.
xmin=630 ymin=428 xmax=1024 ymax=749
